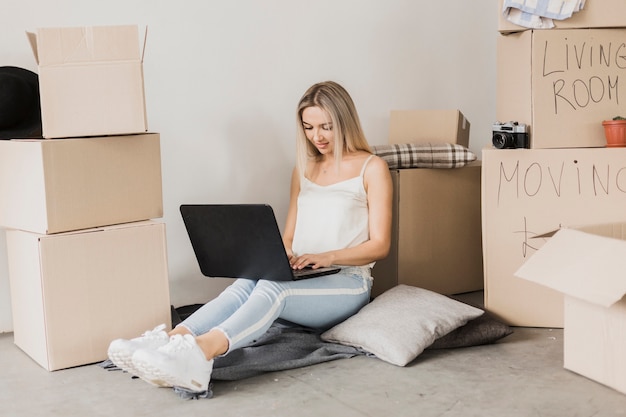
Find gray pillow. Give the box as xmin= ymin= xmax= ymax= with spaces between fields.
xmin=321 ymin=285 xmax=484 ymax=366
xmin=428 ymin=310 xmax=513 ymax=350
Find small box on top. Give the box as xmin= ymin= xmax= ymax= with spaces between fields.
xmin=26 ymin=25 xmax=148 ymax=138
xmin=388 ymin=109 xmax=470 ymax=148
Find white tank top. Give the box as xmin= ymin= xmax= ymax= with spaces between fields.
xmin=292 ymin=155 xmax=374 ymax=267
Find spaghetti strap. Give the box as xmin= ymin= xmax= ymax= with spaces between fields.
xmin=359 ymin=154 xmax=375 ymax=177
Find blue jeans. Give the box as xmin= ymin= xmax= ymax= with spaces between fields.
xmin=178 ymin=266 xmax=372 ymax=354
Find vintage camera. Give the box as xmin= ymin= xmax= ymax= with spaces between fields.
xmin=492 ymin=121 xmax=529 ymax=149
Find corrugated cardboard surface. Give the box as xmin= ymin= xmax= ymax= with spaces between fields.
xmin=497 ymin=28 xmax=626 ymax=149
xmin=564 ymin=297 xmax=626 ymax=395
xmin=6 ymin=221 xmax=171 ymax=371
xmin=516 ymin=227 xmax=626 ymax=307
xmin=34 ymin=26 xmax=141 ymax=65
xmin=482 ymin=147 xmax=626 ymax=327
xmin=372 ymin=162 xmax=483 ymax=297
xmin=27 ymin=25 xmax=147 ymax=138
xmin=498 ymin=0 xmax=626 ymax=33
xmin=388 ymin=110 xmax=470 ymax=148
xmin=0 ymin=133 xmax=163 ymax=234
xmin=515 ymin=224 xmax=626 ymax=394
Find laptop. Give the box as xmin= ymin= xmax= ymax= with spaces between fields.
xmin=180 ymin=204 xmax=341 ymax=281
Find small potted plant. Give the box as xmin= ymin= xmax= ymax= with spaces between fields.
xmin=602 ymin=116 xmax=626 ymax=147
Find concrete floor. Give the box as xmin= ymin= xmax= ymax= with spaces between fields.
xmin=2 ymin=308 xmax=626 ymax=416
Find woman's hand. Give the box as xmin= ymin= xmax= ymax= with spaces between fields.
xmin=290 ymin=252 xmax=335 ymax=270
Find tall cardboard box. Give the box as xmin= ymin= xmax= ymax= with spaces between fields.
xmin=389 ymin=110 xmax=470 ymax=148
xmin=6 ymin=221 xmax=171 ymax=371
xmin=482 ymin=147 xmax=626 ymax=327
xmin=372 ymin=163 xmax=483 ymax=297
xmin=497 ymin=28 xmax=626 ymax=149
xmin=498 ymin=0 xmax=626 ymax=34
xmin=0 ymin=133 xmax=162 ymax=234
xmin=27 ymin=25 xmax=148 ymax=138
xmin=516 ymin=223 xmax=626 ymax=394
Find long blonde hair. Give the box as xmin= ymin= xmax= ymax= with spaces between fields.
xmin=295 ymin=81 xmax=371 ymax=176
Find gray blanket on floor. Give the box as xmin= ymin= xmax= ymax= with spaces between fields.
xmin=100 ymin=321 xmax=365 ymax=382
xmin=211 ymin=322 xmax=366 ymax=381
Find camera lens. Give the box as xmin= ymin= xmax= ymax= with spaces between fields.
xmin=492 ymin=133 xmax=512 ymax=149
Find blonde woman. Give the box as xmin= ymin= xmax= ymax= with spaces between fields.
xmin=108 ymin=81 xmax=393 ymax=395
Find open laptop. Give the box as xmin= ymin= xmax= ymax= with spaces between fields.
xmin=180 ymin=204 xmax=341 ymax=281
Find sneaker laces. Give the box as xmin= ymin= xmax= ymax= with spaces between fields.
xmin=139 ymin=324 xmax=167 ymax=340
xmin=161 ymin=334 xmax=197 ymax=354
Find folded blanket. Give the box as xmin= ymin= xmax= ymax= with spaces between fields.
xmin=503 ymin=0 xmax=586 ymax=29
xmin=372 ymin=143 xmax=476 ymax=169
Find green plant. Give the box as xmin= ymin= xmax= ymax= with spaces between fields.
xmin=612 ymin=116 xmax=626 ymax=120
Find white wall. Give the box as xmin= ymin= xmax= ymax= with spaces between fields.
xmin=0 ymin=0 xmax=498 ymax=332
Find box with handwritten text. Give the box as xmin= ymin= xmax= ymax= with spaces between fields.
xmin=497 ymin=28 xmax=626 ymax=149
xmin=482 ymin=147 xmax=626 ymax=327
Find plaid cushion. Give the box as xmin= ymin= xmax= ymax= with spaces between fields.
xmin=372 ymin=143 xmax=477 ymax=169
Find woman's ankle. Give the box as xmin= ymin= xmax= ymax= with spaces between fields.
xmin=196 ymin=329 xmax=229 ymax=360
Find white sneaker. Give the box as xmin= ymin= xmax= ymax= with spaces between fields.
xmin=132 ymin=334 xmax=214 ymax=393
xmin=107 ymin=324 xmax=169 ymax=379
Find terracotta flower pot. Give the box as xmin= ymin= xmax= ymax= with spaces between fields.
xmin=602 ymin=120 xmax=626 ymax=147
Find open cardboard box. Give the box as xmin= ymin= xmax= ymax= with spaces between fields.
xmin=515 ymin=223 xmax=626 ymax=394
xmin=27 ymin=25 xmax=148 ymax=138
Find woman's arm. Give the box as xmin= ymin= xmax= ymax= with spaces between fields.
xmin=282 ymin=167 xmax=300 ymax=262
xmin=291 ymin=155 xmax=393 ymax=269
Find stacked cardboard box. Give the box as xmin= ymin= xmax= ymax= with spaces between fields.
xmin=486 ymin=3 xmax=626 ymax=394
xmin=372 ymin=110 xmax=483 ymax=298
xmin=0 ymin=25 xmax=171 ymax=371
xmin=515 ymin=223 xmax=626 ymax=395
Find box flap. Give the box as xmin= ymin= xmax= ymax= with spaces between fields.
xmin=34 ymin=25 xmax=141 ymax=66
xmin=141 ymin=26 xmax=148 ymax=63
xmin=35 ymin=220 xmax=159 ymax=240
xmin=515 ymin=227 xmax=626 ymax=308
xmin=26 ymin=31 xmax=39 ymax=64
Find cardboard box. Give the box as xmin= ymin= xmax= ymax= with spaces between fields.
xmin=372 ymin=162 xmax=483 ymax=298
xmin=6 ymin=221 xmax=171 ymax=371
xmin=27 ymin=25 xmax=148 ymax=138
xmin=0 ymin=133 xmax=163 ymax=234
xmin=389 ymin=110 xmax=470 ymax=148
xmin=515 ymin=223 xmax=626 ymax=394
xmin=497 ymin=28 xmax=626 ymax=149
xmin=498 ymin=0 xmax=626 ymax=34
xmin=482 ymin=147 xmax=626 ymax=327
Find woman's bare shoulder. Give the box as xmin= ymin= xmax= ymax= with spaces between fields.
xmin=366 ymin=154 xmax=390 ymax=172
